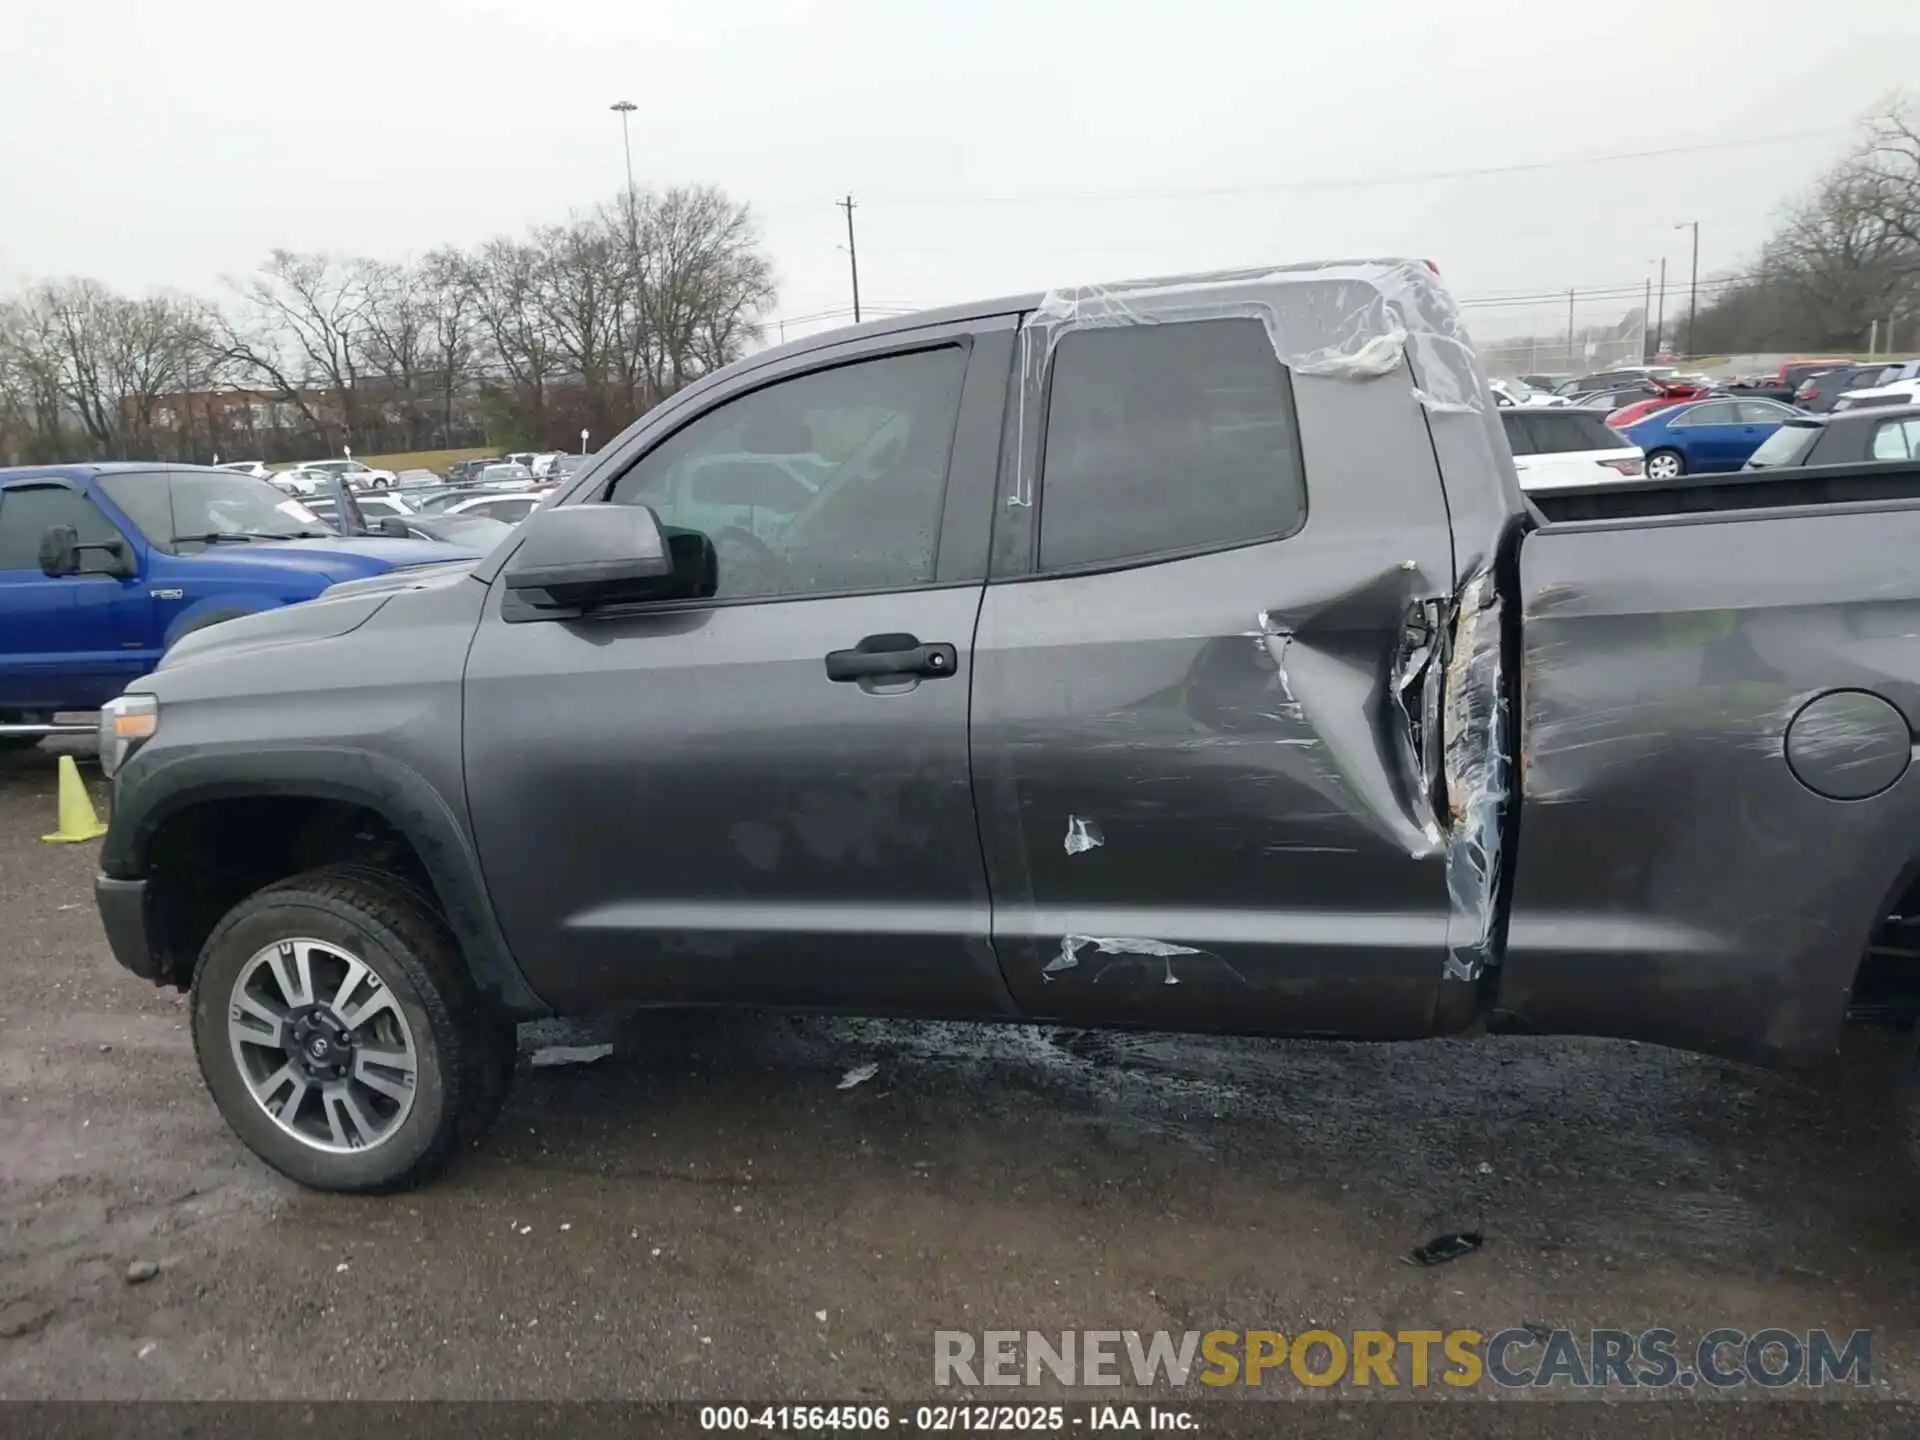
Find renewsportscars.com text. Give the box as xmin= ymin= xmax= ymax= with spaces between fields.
xmin=933 ymin=1327 xmax=1872 ymax=1390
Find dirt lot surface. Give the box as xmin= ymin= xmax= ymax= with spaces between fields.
xmin=2 ymin=744 xmax=1919 ymax=1428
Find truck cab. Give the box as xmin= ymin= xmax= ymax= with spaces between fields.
xmin=0 ymin=464 xmax=469 ymax=737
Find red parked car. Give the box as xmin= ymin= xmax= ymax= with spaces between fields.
xmin=1605 ymin=381 xmax=1715 ymax=429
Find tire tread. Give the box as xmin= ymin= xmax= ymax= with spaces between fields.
xmin=190 ymin=862 xmax=515 ymax=1192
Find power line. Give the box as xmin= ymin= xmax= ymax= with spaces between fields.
xmin=839 ymin=128 xmax=1848 ymax=209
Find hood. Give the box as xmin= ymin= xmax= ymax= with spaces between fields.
xmin=190 ymin=534 xmax=477 ymax=584
xmin=158 ymin=558 xmax=480 ymax=672
xmin=320 ymin=558 xmax=480 ymax=601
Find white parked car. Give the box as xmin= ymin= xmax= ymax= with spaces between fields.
xmin=474 ymin=462 xmax=538 ymax=490
xmin=214 ymin=460 xmax=273 ymax=480
xmin=304 ymin=457 xmax=398 ymax=489
xmin=444 ymin=492 xmax=541 ymax=525
xmin=1491 ymin=378 xmax=1569 ymax=408
xmin=528 ymin=452 xmax=571 ymax=478
xmin=1500 ymin=407 xmax=1645 ymax=491
xmin=1832 ymin=378 xmax=1920 ymax=413
xmin=269 ymin=467 xmax=330 ymax=498
xmin=303 ymin=491 xmax=415 ymax=529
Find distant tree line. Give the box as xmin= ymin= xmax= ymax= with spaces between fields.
xmin=1688 ymin=98 xmax=1920 ymax=356
xmin=0 ymin=185 xmax=776 ymax=466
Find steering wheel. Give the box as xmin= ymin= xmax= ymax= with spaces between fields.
xmin=711 ymin=524 xmax=783 ymax=589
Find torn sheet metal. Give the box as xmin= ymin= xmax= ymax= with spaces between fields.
xmin=1044 ymin=935 xmax=1202 ymax=984
xmin=1063 ymin=815 xmax=1105 ymax=856
xmin=1439 ymin=567 xmax=1510 ymax=984
xmin=1010 ymin=258 xmax=1486 ymax=508
xmin=1255 ymin=588 xmax=1448 ymax=862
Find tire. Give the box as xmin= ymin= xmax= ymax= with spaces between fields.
xmin=190 ymin=863 xmax=516 ymax=1192
xmin=1645 ymin=447 xmax=1686 ymax=480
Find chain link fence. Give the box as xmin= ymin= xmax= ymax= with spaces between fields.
xmin=1470 ymin=307 xmax=1650 ymax=381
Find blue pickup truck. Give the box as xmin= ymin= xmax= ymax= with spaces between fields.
xmin=0 ymin=464 xmax=472 ymax=742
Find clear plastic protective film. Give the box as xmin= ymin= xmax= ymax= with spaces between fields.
xmin=1009 ymin=258 xmax=1488 ymax=507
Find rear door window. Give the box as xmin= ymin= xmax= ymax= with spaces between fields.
xmin=1499 ymin=411 xmax=1536 ymax=455
xmin=1672 ymin=402 xmax=1740 ymax=427
xmin=1871 ymin=418 xmax=1920 ymax=461
xmin=1745 ymin=424 xmax=1822 ymax=469
xmin=1517 ymin=411 xmax=1625 ymax=453
xmin=1735 ymin=400 xmax=1795 ymax=423
xmin=1037 ymin=317 xmax=1307 ymax=571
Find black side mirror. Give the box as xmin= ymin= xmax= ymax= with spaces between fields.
xmin=375 ymin=516 xmax=411 ymax=538
xmin=38 ymin=524 xmax=80 ymax=577
xmin=39 ymin=524 xmax=132 ymax=579
xmin=501 ymin=503 xmax=678 ymax=621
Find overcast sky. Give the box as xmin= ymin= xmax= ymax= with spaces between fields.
xmin=4 ymin=0 xmax=1916 ymax=344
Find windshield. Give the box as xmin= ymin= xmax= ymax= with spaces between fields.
xmin=99 ymin=471 xmax=326 ymax=547
xmin=480 ymin=464 xmax=533 ymax=482
xmin=1745 ymin=423 xmax=1822 ymax=469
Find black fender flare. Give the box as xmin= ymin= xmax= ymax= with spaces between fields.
xmin=102 ymin=743 xmax=551 ymax=1018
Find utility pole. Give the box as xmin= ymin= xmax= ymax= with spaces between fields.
xmin=1566 ymin=289 xmax=1575 ymax=370
xmin=837 ymin=194 xmax=862 ymax=325
xmin=1655 ymin=256 xmax=1667 ymax=358
xmin=1642 ymin=276 xmax=1653 ymax=363
xmin=1676 ymin=220 xmax=1699 ymax=358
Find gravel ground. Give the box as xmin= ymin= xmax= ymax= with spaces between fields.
xmin=2 ymin=742 xmax=1918 ymax=1425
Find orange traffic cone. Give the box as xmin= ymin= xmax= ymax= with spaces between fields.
xmin=42 ymin=755 xmax=107 ymax=844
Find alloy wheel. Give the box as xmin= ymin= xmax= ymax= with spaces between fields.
xmin=227 ymin=937 xmax=419 ymax=1153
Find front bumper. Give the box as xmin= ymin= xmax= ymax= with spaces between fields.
xmin=95 ymin=874 xmax=159 ymax=981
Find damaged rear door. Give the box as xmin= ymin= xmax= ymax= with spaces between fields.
xmin=971 ymin=301 xmax=1466 ymax=1035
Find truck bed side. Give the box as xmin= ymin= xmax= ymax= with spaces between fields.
xmin=1497 ymin=492 xmax=1920 ymax=1062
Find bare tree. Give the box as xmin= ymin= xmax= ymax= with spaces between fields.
xmin=531 ymin=217 xmax=626 ymax=429
xmin=1692 ymin=95 xmax=1920 ymax=353
xmin=420 ymin=247 xmax=480 ymax=448
xmin=357 ymin=260 xmax=434 ymax=450
xmin=637 ymin=185 xmax=775 ymax=396
xmin=461 ymin=237 xmax=559 ymax=443
xmin=1 ymin=180 xmax=777 ymax=463
xmin=216 ymin=251 xmax=374 ymax=451
xmin=0 ymin=292 xmax=75 ymax=460
xmin=114 ymin=294 xmax=211 ymax=458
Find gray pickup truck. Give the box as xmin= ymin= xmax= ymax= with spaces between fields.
xmin=91 ymin=260 xmax=1920 ymax=1192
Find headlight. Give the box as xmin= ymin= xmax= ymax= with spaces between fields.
xmin=98 ymin=694 xmax=159 ymax=779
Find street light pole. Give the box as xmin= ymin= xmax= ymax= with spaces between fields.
xmin=1655 ymin=256 xmax=1667 ymax=357
xmin=609 ymin=101 xmax=637 ymax=199
xmin=1675 ymin=220 xmax=1699 ymax=358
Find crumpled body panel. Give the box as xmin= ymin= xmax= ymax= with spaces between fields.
xmin=972 ymin=258 xmax=1522 ymax=1036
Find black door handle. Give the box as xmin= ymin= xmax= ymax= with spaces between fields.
xmin=825 ymin=633 xmax=958 ymax=682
